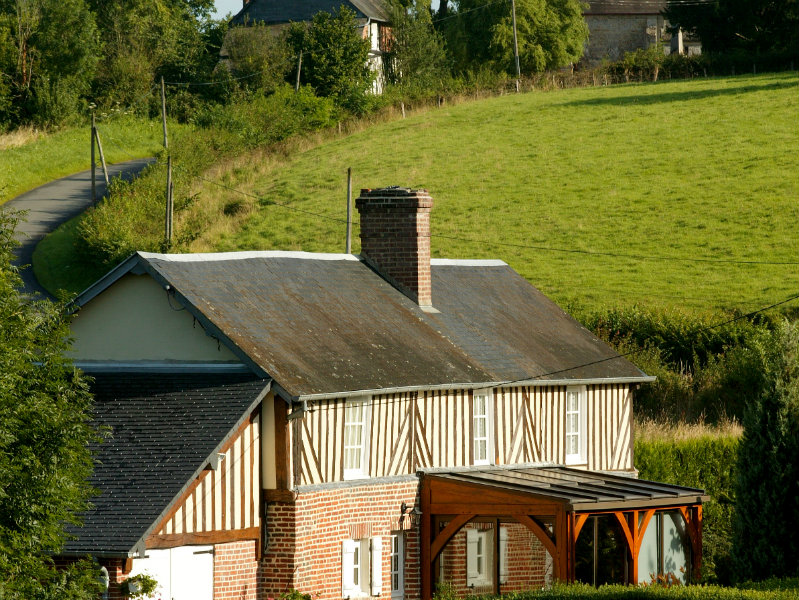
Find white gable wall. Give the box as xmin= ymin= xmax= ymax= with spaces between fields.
xmin=70 ymin=274 xmax=242 ymax=365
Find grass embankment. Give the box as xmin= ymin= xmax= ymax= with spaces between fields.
xmin=0 ymin=115 xmax=164 ymax=205
xmin=37 ymin=73 xmax=798 ymax=314
xmin=177 ymin=72 xmax=798 ymax=314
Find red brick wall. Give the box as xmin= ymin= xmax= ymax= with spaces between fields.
xmin=261 ymin=479 xmax=421 ymax=599
xmin=215 ymin=540 xmax=259 ymax=600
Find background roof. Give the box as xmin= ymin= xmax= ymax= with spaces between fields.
xmin=231 ymin=0 xmax=389 ymax=26
xmin=583 ymin=0 xmax=667 ymax=15
xmin=64 ymin=373 xmax=269 ymax=555
xmin=125 ymin=252 xmax=650 ymax=398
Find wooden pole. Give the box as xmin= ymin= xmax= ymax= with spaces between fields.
xmin=295 ymin=52 xmax=303 ymax=92
xmin=91 ymin=112 xmax=96 ymax=204
xmin=165 ymin=155 xmax=172 ymax=248
xmin=511 ymin=0 xmax=521 ymax=92
xmin=346 ymin=167 xmax=352 ymax=253
xmin=95 ymin=127 xmax=109 ymax=185
xmin=160 ymin=76 xmax=168 ymax=149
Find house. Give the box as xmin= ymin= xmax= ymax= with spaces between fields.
xmin=61 ymin=187 xmax=708 ymax=600
xmin=582 ymin=0 xmax=667 ymax=64
xmin=228 ymin=0 xmax=390 ymax=93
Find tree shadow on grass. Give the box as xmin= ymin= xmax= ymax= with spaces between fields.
xmin=559 ymin=77 xmax=798 ymax=108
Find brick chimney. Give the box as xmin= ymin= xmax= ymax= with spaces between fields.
xmin=356 ymin=187 xmax=433 ymax=307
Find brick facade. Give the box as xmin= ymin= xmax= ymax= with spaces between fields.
xmin=215 ymin=540 xmax=259 ymax=600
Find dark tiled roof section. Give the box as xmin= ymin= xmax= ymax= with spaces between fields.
xmin=142 ymin=254 xmax=646 ymax=398
xmin=64 ymin=373 xmax=269 ymax=555
xmin=231 ymin=0 xmax=388 ymax=26
xmin=584 ymin=0 xmax=666 ymax=15
xmin=144 ymin=256 xmax=493 ymax=397
xmin=427 ymin=263 xmax=647 ymax=382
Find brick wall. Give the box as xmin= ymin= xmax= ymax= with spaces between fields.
xmin=215 ymin=540 xmax=259 ymax=600
xmin=262 ymin=479 xmax=421 ymax=599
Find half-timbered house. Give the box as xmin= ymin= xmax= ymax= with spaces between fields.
xmin=62 ymin=187 xmax=707 ymax=600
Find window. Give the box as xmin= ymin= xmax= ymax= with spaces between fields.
xmin=343 ymin=398 xmax=369 ymax=479
xmin=390 ymin=532 xmax=404 ymax=598
xmin=565 ymin=386 xmax=586 ymax=465
xmin=466 ymin=528 xmax=490 ymax=587
xmin=342 ymin=537 xmax=382 ymax=598
xmin=473 ymin=390 xmax=492 ymax=465
xmin=637 ymin=512 xmax=690 ymax=584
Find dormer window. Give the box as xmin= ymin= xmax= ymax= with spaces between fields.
xmin=473 ymin=390 xmax=492 ymax=465
xmin=343 ymin=398 xmax=370 ymax=479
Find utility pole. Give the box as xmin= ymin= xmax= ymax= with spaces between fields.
xmin=91 ymin=111 xmax=96 ymax=204
xmin=511 ymin=0 xmax=521 ymax=92
xmin=160 ymin=76 xmax=168 ymax=149
xmin=346 ymin=167 xmax=353 ymax=253
xmin=295 ymin=52 xmax=303 ymax=92
xmin=161 ymin=76 xmax=173 ymax=248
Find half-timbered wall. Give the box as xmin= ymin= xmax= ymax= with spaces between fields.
xmin=294 ymin=384 xmax=633 ymax=486
xmin=148 ymin=413 xmax=261 ymax=546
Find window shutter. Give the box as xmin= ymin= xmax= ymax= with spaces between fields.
xmin=499 ymin=527 xmax=508 ymax=584
xmin=342 ymin=539 xmax=357 ymax=597
xmin=466 ymin=529 xmax=479 ymax=586
xmin=370 ymin=536 xmax=383 ymax=596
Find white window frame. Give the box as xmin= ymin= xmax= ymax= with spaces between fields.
xmin=472 ymin=389 xmax=493 ymax=466
xmin=343 ymin=397 xmax=370 ymax=480
xmin=390 ymin=532 xmax=404 ymax=598
xmin=343 ymin=538 xmax=377 ymax=598
xmin=466 ymin=528 xmax=491 ymax=587
xmin=565 ymin=386 xmax=587 ymax=465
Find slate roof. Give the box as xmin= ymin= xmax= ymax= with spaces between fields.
xmin=63 ymin=373 xmax=270 ymax=556
xmin=230 ymin=0 xmax=389 ymax=26
xmin=75 ymin=252 xmax=652 ymax=401
xmin=583 ymin=0 xmax=666 ymax=15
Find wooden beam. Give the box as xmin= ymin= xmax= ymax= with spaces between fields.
xmin=146 ymin=526 xmax=260 ymax=549
xmin=420 ymin=478 xmax=432 ymax=600
xmin=274 ymin=398 xmax=290 ymax=489
xmin=574 ymin=513 xmax=590 ymax=542
xmin=430 ymin=514 xmax=475 ymax=563
xmin=263 ymin=489 xmax=296 ymax=503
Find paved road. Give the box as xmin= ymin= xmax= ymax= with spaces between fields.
xmin=4 ymin=158 xmax=154 ymax=298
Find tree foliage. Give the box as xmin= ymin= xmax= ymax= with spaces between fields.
xmin=664 ymin=0 xmax=799 ymax=55
xmin=0 ymin=212 xmax=101 ymax=599
xmin=733 ymin=321 xmax=799 ymax=581
xmin=383 ymin=0 xmax=449 ymax=91
xmin=443 ymin=0 xmax=588 ymax=74
xmin=286 ymin=7 xmax=372 ymax=109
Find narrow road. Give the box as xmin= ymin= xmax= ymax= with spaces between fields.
xmin=4 ymin=158 xmax=154 ymax=298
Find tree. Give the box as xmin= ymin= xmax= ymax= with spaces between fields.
xmin=444 ymin=0 xmax=588 ymax=74
xmin=383 ymin=0 xmax=449 ymax=91
xmin=0 ymin=0 xmax=99 ymax=127
xmin=286 ymin=7 xmax=372 ymax=108
xmin=733 ymin=321 xmax=799 ymax=581
xmin=664 ymin=0 xmax=799 ymax=55
xmin=0 ymin=212 xmax=101 ymax=599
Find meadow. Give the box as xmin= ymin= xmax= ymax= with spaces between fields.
xmin=30 ymin=72 xmax=799 ymax=317
xmin=175 ymin=72 xmax=799 ymax=315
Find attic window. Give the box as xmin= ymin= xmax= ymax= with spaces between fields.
xmin=565 ymin=386 xmax=587 ymax=465
xmin=473 ymin=390 xmax=492 ymax=466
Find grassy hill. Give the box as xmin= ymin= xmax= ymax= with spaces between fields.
xmin=38 ymin=73 xmax=799 ymax=315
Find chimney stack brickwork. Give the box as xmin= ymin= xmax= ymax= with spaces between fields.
xmin=355 ymin=187 xmax=433 ymax=307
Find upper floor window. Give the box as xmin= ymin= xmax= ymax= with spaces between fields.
xmin=344 ymin=398 xmax=370 ymax=479
xmin=565 ymin=386 xmax=586 ymax=465
xmin=473 ymin=390 xmax=492 ymax=465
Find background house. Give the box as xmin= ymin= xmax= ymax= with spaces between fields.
xmin=228 ymin=0 xmax=390 ymax=93
xmin=63 ymin=187 xmax=706 ymax=600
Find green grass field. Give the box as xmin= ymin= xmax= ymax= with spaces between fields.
xmin=34 ymin=73 xmax=799 ymax=314
xmin=0 ymin=114 xmax=165 ymax=205
xmin=185 ymin=72 xmax=798 ymax=315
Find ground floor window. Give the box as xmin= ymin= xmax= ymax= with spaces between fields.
xmin=575 ymin=515 xmax=628 ymax=586
xmin=390 ymin=532 xmax=405 ymax=598
xmin=342 ymin=537 xmax=383 ymax=598
xmin=637 ymin=512 xmax=690 ymax=584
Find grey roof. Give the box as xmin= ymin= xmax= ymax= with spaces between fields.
xmin=231 ymin=0 xmax=389 ymax=26
xmin=75 ymin=252 xmax=651 ymax=401
xmin=584 ymin=0 xmax=666 ymax=15
xmin=424 ymin=466 xmax=708 ymax=511
xmin=63 ymin=373 xmax=270 ymax=556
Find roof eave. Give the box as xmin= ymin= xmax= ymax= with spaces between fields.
xmin=285 ymin=375 xmax=656 ymax=403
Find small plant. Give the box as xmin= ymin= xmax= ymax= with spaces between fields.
xmin=281 ymin=589 xmax=314 ymax=600
xmin=433 ymin=581 xmax=460 ymax=600
xmin=121 ymin=573 xmax=159 ymax=598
